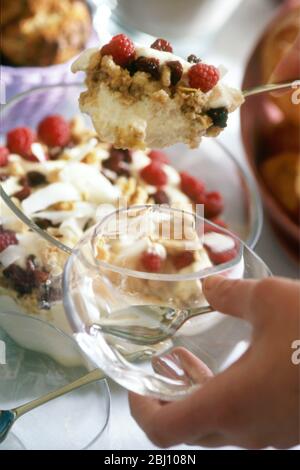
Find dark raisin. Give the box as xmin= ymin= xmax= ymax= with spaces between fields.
xmin=0 ymin=173 xmax=8 ymax=182
xmin=152 ymin=190 xmax=170 ymax=204
xmin=103 ymin=150 xmax=130 ymax=177
xmin=48 ymin=147 xmax=62 ymax=160
xmin=34 ymin=218 xmax=53 ymax=230
xmin=26 ymin=255 xmax=37 ymax=272
xmin=151 ymin=39 xmax=173 ymax=53
xmin=3 ymin=264 xmax=35 ymax=295
xmin=128 ymin=56 xmax=160 ymax=80
xmin=26 ymin=171 xmax=47 ymax=187
xmin=166 ymin=60 xmax=183 ymax=86
xmin=187 ymin=54 xmax=201 ymax=64
xmin=206 ymin=107 xmax=229 ymax=128
xmin=13 ymin=186 xmax=31 ymax=201
xmin=110 ymin=148 xmax=132 ymax=163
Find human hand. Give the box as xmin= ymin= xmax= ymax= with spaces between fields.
xmin=129 ymin=276 xmax=300 ymax=448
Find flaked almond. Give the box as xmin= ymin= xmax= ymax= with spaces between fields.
xmin=50 ymin=201 xmax=75 ymax=211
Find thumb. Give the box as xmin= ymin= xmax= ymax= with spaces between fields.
xmin=203 ymin=275 xmax=259 ymax=322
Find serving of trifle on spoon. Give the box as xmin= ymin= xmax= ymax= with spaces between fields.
xmin=72 ymin=34 xmax=244 ymax=149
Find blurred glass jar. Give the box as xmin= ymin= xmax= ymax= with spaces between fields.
xmin=99 ymin=0 xmax=244 ymax=51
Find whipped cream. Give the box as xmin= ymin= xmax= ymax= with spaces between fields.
xmin=204 ymin=232 xmax=236 ymax=253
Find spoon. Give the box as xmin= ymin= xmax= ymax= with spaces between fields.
xmin=91 ymin=304 xmax=213 ymax=346
xmin=0 ymin=347 xmax=154 ymax=444
xmin=243 ymin=79 xmax=299 ymax=97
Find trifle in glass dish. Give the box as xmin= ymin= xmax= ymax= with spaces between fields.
xmin=0 ymin=84 xmax=262 ymax=342
xmin=63 ymin=205 xmax=271 ymax=400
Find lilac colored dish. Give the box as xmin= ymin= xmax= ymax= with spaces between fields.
xmin=1 ymin=31 xmax=98 ymax=103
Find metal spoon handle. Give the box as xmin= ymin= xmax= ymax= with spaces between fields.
xmin=13 ymin=368 xmax=104 ymax=419
xmin=243 ymin=79 xmax=299 ymax=98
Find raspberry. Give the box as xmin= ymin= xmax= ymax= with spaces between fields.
xmin=205 ymin=246 xmax=237 ymax=266
xmin=187 ymin=54 xmax=201 ymax=64
xmin=148 ymin=150 xmax=170 ymax=164
xmin=204 ymin=191 xmax=224 ymax=219
xmin=172 ymin=251 xmax=195 ymax=270
xmin=141 ymin=251 xmax=163 ymax=272
xmin=152 ymin=189 xmax=169 ymax=204
xmin=101 ymin=34 xmax=135 ymax=67
xmin=180 ymin=172 xmax=205 ymax=201
xmin=204 ymin=218 xmax=227 ymax=233
xmin=207 ymin=107 xmax=228 ymax=128
xmin=166 ymin=60 xmax=183 ymax=86
xmin=0 ymin=147 xmax=9 ymax=167
xmin=38 ymin=115 xmax=70 ymax=148
xmin=151 ymin=38 xmax=173 ymax=53
xmin=0 ymin=227 xmax=18 ymax=253
xmin=188 ymin=63 xmax=220 ymax=92
xmin=7 ymin=127 xmax=36 ymax=158
xmin=129 ymin=56 xmax=160 ymax=79
xmin=140 ymin=162 xmax=167 ymax=186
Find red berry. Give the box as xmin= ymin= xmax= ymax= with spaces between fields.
xmin=0 ymin=147 xmax=9 ymax=167
xmin=205 ymin=246 xmax=237 ymax=265
xmin=172 ymin=251 xmax=195 ymax=270
xmin=101 ymin=34 xmax=135 ymax=67
xmin=7 ymin=127 xmax=36 ymax=158
xmin=38 ymin=115 xmax=70 ymax=148
xmin=188 ymin=63 xmax=220 ymax=92
xmin=204 ymin=218 xmax=227 ymax=233
xmin=148 ymin=150 xmax=170 ymax=164
xmin=0 ymin=227 xmax=18 ymax=253
xmin=204 ymin=191 xmax=224 ymax=218
xmin=151 ymin=38 xmax=173 ymax=53
xmin=180 ymin=172 xmax=205 ymax=201
xmin=140 ymin=162 xmax=167 ymax=186
xmin=141 ymin=251 xmax=163 ymax=272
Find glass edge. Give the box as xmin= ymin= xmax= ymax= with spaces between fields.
xmin=0 ymin=309 xmax=111 ymax=443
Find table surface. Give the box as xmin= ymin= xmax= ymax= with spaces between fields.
xmin=6 ymin=0 xmax=299 ymax=451
xmin=105 ymin=0 xmax=299 ymax=451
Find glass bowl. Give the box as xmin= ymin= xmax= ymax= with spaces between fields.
xmin=63 ymin=205 xmax=271 ymax=401
xmin=0 ymin=84 xmax=262 ymax=332
xmin=0 ymin=311 xmax=110 ymax=450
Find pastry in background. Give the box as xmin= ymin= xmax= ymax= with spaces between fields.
xmin=1 ymin=0 xmax=92 ymax=66
xmin=260 ymin=152 xmax=300 ymax=222
xmin=261 ymin=5 xmax=300 ymax=125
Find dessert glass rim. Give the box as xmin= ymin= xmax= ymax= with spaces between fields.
xmin=89 ymin=204 xmax=253 ymax=282
xmin=0 ymin=83 xmax=263 ymax=255
xmin=0 ymin=309 xmax=111 ymax=449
